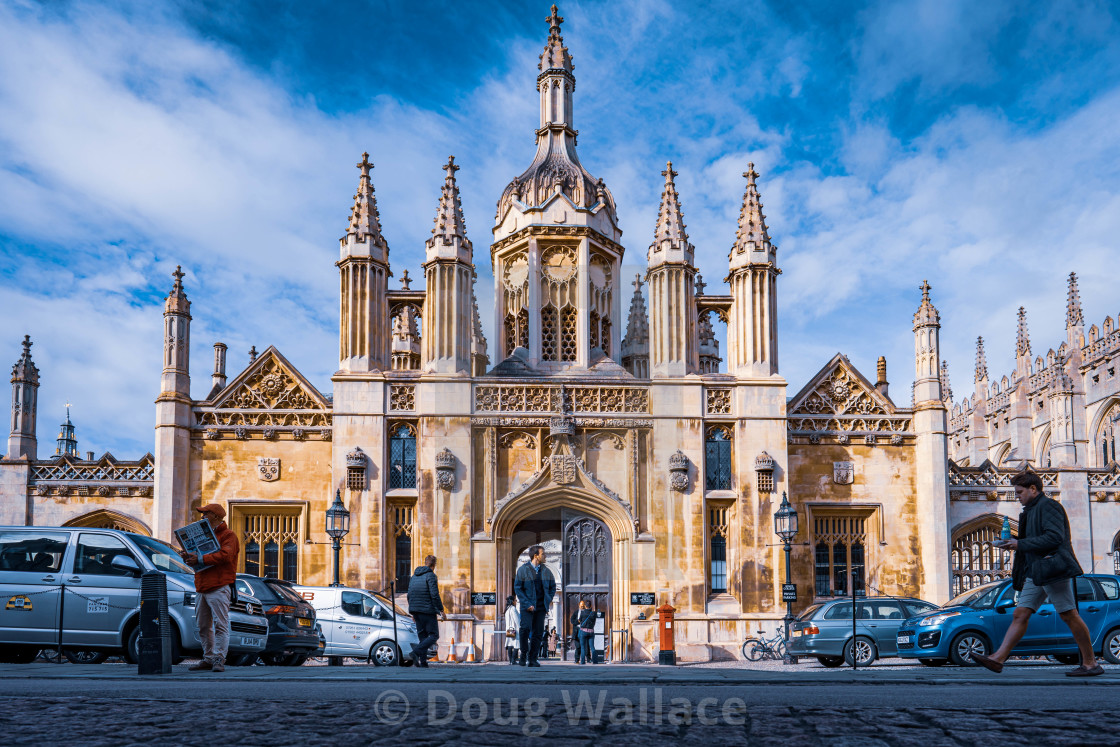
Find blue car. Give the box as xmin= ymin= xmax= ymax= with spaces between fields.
xmin=896 ymin=574 xmax=1120 ymax=666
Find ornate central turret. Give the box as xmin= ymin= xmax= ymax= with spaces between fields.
xmin=491 ymin=5 xmax=624 ymax=373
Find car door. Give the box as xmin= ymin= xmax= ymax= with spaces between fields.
xmin=62 ymin=533 xmax=142 ymax=648
xmin=0 ymin=530 xmax=70 ymax=645
xmin=863 ymin=601 xmax=908 ymax=655
xmin=1073 ymin=577 xmax=1108 ymax=644
xmin=998 ymin=586 xmax=1056 ymax=652
xmin=330 ymin=590 xmax=374 ymax=654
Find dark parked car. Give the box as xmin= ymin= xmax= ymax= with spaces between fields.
xmin=896 ymin=574 xmax=1120 ymax=667
xmin=231 ymin=575 xmax=319 ymax=666
xmin=786 ymin=596 xmax=940 ymax=666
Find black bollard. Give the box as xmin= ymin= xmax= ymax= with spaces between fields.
xmin=138 ymin=571 xmax=172 ymax=675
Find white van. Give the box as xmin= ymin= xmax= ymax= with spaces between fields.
xmin=292 ymin=585 xmax=418 ymax=665
xmin=0 ymin=526 xmax=268 ymax=663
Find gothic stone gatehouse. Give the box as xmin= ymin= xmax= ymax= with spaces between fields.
xmin=4 ymin=7 xmax=1118 ymax=662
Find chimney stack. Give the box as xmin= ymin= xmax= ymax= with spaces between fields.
xmin=212 ymin=343 xmax=228 ymax=393
xmin=876 ymin=356 xmax=889 ymax=398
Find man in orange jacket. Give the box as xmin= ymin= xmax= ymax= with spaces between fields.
xmin=180 ymin=503 xmax=240 ymax=672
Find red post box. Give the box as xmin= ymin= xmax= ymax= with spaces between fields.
xmin=657 ymin=603 xmax=676 ymax=665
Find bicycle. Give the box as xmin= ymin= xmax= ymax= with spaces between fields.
xmin=741 ymin=630 xmax=788 ymax=662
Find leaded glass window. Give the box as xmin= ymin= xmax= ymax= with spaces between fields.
xmin=705 ymin=426 xmax=732 ymax=491
xmin=389 ymin=423 xmax=417 ymax=490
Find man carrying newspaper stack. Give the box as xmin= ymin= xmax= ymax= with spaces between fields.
xmin=179 ymin=503 xmax=240 ymax=672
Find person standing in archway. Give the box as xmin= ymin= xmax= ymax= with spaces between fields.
xmin=514 ymin=545 xmax=555 ymax=667
xmin=503 ymin=595 xmax=520 ymax=665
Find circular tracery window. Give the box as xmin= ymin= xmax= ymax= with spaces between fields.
xmin=542 ymin=246 xmax=577 ymax=283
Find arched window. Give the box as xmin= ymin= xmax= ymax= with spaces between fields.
xmin=1097 ymin=403 xmax=1119 ymax=466
xmin=1037 ymin=431 xmax=1052 ymax=469
xmin=239 ymin=510 xmax=300 ymax=582
xmin=704 ymin=426 xmax=732 ymax=491
xmin=951 ymin=516 xmax=1014 ymax=596
xmin=389 ymin=423 xmax=417 ymax=490
xmin=812 ymin=513 xmax=871 ymax=597
xmin=540 ymin=245 xmax=578 ymax=362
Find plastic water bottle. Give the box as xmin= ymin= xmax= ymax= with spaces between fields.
xmin=1000 ymin=516 xmax=1011 ymax=541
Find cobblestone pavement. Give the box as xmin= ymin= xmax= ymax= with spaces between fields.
xmin=1 ymin=694 xmax=1116 ymax=746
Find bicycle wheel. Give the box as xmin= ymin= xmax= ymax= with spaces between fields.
xmin=746 ymin=641 xmax=767 ymax=662
xmin=772 ymin=639 xmax=788 ymax=660
xmin=741 ymin=638 xmax=760 ymax=661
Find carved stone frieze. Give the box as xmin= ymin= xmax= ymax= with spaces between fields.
xmin=474 ymin=384 xmax=649 ymax=414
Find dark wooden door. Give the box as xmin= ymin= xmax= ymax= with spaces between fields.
xmin=562 ymin=515 xmax=611 ymax=660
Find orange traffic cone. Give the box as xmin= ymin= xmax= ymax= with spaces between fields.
xmin=466 ymin=643 xmax=476 ymax=663
xmin=446 ymin=637 xmax=457 ymax=663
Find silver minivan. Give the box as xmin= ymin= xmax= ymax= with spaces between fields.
xmin=0 ymin=526 xmax=268 ymax=663
xmin=292 ymin=585 xmax=419 ymax=665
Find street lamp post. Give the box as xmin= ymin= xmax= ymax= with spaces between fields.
xmin=773 ymin=491 xmax=799 ymax=665
xmin=325 ymin=489 xmax=351 ymax=587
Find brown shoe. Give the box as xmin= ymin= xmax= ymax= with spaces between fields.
xmin=211 ymin=658 xmax=225 ymax=673
xmin=971 ymin=653 xmax=1004 ymax=673
xmin=1066 ymin=664 xmax=1104 ymax=677
xmin=188 ymin=660 xmax=212 ymax=671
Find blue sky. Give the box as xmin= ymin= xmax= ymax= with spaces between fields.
xmin=2 ymin=0 xmax=1120 ymax=457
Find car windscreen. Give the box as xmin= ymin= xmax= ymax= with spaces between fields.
xmin=374 ymin=593 xmax=409 ymax=617
xmin=266 ymin=581 xmax=307 ymax=604
xmin=238 ymin=576 xmax=284 ymax=603
xmin=129 ymin=534 xmax=195 ymax=575
xmin=943 ymin=582 xmax=1003 ymax=609
xmin=797 ymin=604 xmax=823 ymax=620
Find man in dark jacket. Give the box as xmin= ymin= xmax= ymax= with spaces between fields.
xmin=513 ymin=545 xmax=556 ymax=667
xmin=973 ymin=472 xmax=1103 ymax=676
xmin=180 ymin=503 xmax=240 ymax=673
xmin=406 ymin=555 xmax=445 ymax=667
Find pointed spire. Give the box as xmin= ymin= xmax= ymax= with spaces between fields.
xmin=56 ymin=403 xmax=78 ymax=458
xmin=731 ymin=162 xmax=773 ymax=258
xmin=1066 ymin=271 xmax=1083 ymax=328
xmin=975 ymin=336 xmax=988 ymax=383
xmin=164 ymin=265 xmax=191 ymax=316
xmin=648 ymin=161 xmax=693 ymax=263
xmin=346 ymin=152 xmax=388 ymax=249
xmin=623 ymin=274 xmax=649 ymax=348
xmin=912 ymin=279 xmax=940 ymax=327
xmin=427 ymin=156 xmax=472 ymax=256
xmin=1016 ymin=306 xmax=1031 ymax=359
xmin=695 ymin=273 xmax=706 ymax=295
xmin=940 ymin=361 xmax=953 ymax=403
xmin=539 ymin=4 xmax=573 ymax=73
xmin=11 ymin=334 xmax=39 ymax=385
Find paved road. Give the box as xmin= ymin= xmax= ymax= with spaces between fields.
xmin=1 ymin=661 xmax=1116 ymax=745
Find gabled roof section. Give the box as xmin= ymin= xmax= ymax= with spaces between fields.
xmin=209 ymin=346 xmax=330 ymax=410
xmin=788 ymin=353 xmax=897 ymax=417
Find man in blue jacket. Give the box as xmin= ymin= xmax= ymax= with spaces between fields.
xmin=513 ymin=544 xmax=556 ymax=667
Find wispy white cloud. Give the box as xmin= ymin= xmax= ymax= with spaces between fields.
xmin=1 ymin=0 xmax=1119 ymax=456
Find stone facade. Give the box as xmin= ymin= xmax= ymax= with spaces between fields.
xmin=3 ymin=5 xmax=1118 ymax=662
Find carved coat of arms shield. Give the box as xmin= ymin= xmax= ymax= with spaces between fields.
xmin=833 ymin=461 xmax=854 ymax=485
xmin=258 ymin=457 xmax=281 ymax=482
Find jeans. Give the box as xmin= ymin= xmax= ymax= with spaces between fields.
xmin=195 ymin=586 xmax=231 ymax=663
xmin=578 ymin=631 xmax=594 ymax=664
xmin=519 ymin=606 xmax=547 ymax=662
xmin=413 ymin=612 xmax=440 ymax=659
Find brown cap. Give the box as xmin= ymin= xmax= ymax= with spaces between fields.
xmin=195 ymin=503 xmax=226 ymax=520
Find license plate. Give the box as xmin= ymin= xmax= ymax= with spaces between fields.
xmin=241 ymin=637 xmax=262 ymax=646
xmin=897 ymin=635 xmax=911 ymax=644
xmin=297 ymin=618 xmax=311 ymax=627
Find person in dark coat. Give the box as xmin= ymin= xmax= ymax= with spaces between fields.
xmin=406 ymin=555 xmax=445 ymax=667
xmin=573 ymin=600 xmax=597 ymax=664
xmin=973 ymin=472 xmax=1103 ymax=676
xmin=513 ymin=544 xmax=556 ymax=667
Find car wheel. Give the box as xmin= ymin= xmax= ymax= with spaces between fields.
xmin=843 ymin=637 xmax=877 ymax=667
xmin=817 ymin=656 xmax=845 ymax=668
xmin=287 ymin=654 xmax=309 ymax=667
xmin=368 ymin=639 xmax=400 ymax=666
xmin=1051 ymin=654 xmax=1080 ymax=665
xmin=1102 ymin=629 xmax=1120 ymax=666
xmin=0 ymin=646 xmax=40 ymax=664
xmin=948 ymin=631 xmax=989 ymax=666
xmin=226 ymin=653 xmax=257 ymax=666
xmin=918 ymin=658 xmax=948 ymax=667
xmin=63 ymin=650 xmax=109 ymax=665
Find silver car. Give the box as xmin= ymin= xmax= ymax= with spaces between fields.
xmin=0 ymin=526 xmax=268 ymax=663
xmin=786 ymin=596 xmax=939 ymax=666
xmin=292 ymin=585 xmax=418 ymax=665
